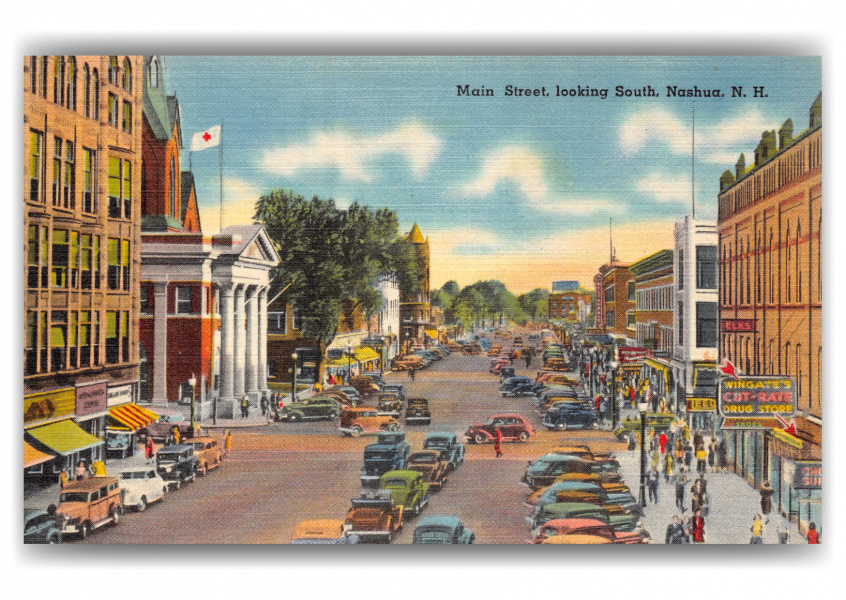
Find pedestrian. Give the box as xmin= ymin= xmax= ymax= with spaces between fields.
xmin=651 ymin=449 xmax=660 ymax=470
xmin=750 ymin=514 xmax=764 ymax=544
xmin=708 ymin=439 xmax=716 ymax=472
xmin=684 ymin=443 xmax=693 ymax=471
xmin=647 ymin=466 xmax=660 ymax=504
xmin=777 ymin=512 xmax=790 ymax=544
xmin=494 ymin=427 xmax=503 ymax=458
xmin=599 ymin=398 xmax=608 ymax=423
xmin=760 ymin=481 xmax=774 ymax=522
xmin=409 ymin=368 xmax=416 ymax=382
xmin=172 ymin=426 xmax=181 ymax=446
xmin=696 ymin=444 xmax=707 ymax=474
xmin=674 ymin=470 xmax=688 ymax=512
xmin=59 ymin=469 xmax=67 ymax=489
xmin=329 ymin=373 xmax=335 ymax=386
xmin=145 ymin=436 xmax=155 ymax=464
xmin=594 ymin=394 xmax=601 ymax=413
xmin=663 ymin=452 xmax=674 ymax=483
xmin=76 ymin=460 xmax=87 ymax=481
xmin=718 ymin=439 xmax=728 ymax=471
xmin=525 ymin=352 xmax=531 ymax=368
xmin=260 ymin=394 xmax=268 ymax=417
xmin=701 ymin=490 xmax=710 ymax=517
xmin=665 ymin=515 xmax=686 ymax=544
xmin=675 ymin=439 xmax=684 ymax=466
xmin=224 ymin=430 xmax=232 ymax=458
xmin=807 ymin=522 xmax=819 ymax=544
xmin=659 ymin=431 xmax=668 ymax=454
xmin=691 ymin=479 xmax=704 ymax=513
xmin=693 ymin=430 xmax=704 ymax=450
xmin=240 ymin=394 xmax=249 ymax=418
xmin=691 ymin=509 xmax=705 ymax=544
xmin=682 ymin=516 xmax=692 ymax=543
xmin=627 ymin=432 xmax=637 ymax=452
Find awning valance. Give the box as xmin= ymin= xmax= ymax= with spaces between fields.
xmin=24 ymin=440 xmax=54 ymax=469
xmin=353 ymin=347 xmax=380 ymax=362
xmin=26 ymin=420 xmax=103 ymax=456
xmin=109 ymin=403 xmax=158 ymax=432
xmin=326 ymin=357 xmax=350 ymax=368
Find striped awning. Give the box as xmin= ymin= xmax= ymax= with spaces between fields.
xmin=24 ymin=440 xmax=54 ymax=469
xmin=108 ymin=403 xmax=158 ymax=432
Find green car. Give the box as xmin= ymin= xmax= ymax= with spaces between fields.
xmin=413 ymin=515 xmax=475 ymax=544
xmin=378 ymin=470 xmax=430 ymax=517
xmin=278 ymin=396 xmax=340 ymax=422
xmin=527 ymin=501 xmax=644 ymax=534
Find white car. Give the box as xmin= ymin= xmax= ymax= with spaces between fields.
xmin=118 ymin=467 xmax=168 ymax=512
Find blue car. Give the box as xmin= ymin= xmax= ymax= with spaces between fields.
xmin=423 ymin=431 xmax=465 ymax=471
xmin=24 ymin=509 xmax=62 ymax=544
xmin=543 ymin=404 xmax=600 ymax=431
xmin=413 ymin=515 xmax=475 ymax=544
xmin=499 ymin=376 xmax=536 ymax=397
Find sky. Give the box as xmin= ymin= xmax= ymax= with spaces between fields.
xmin=165 ymin=56 xmax=821 ymax=294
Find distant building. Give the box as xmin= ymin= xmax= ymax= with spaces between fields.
xmin=552 ymin=280 xmax=580 ymax=293
xmin=400 ymin=223 xmax=431 ymax=351
xmin=600 ymin=262 xmax=635 ymax=342
xmin=548 ymin=289 xmax=592 ymax=323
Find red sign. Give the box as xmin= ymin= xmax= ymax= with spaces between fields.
xmin=618 ymin=347 xmax=647 ymax=364
xmin=721 ymin=319 xmax=756 ymax=333
xmin=718 ymin=376 xmax=796 ymax=417
xmin=75 ymin=381 xmax=108 ymax=417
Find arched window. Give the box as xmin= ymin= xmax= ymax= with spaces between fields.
xmin=29 ymin=56 xmax=37 ymax=93
xmin=745 ymin=235 xmax=751 ymax=305
xmin=149 ymin=57 xmax=159 ymax=87
xmin=92 ymin=69 xmax=99 ymax=119
xmin=66 ymin=57 xmax=77 ymax=111
xmin=53 ymin=56 xmax=64 ymax=105
xmin=83 ymin=64 xmax=90 ymax=117
xmin=40 ymin=56 xmax=48 ymax=98
xmin=768 ymin=230 xmax=775 ymax=304
xmin=122 ymin=57 xmax=132 ymax=92
xmin=169 ymin=156 xmax=176 ymax=218
xmin=755 ymin=231 xmax=762 ymax=304
xmin=796 ymin=222 xmax=802 ymax=303
xmin=108 ymin=56 xmax=119 ymax=84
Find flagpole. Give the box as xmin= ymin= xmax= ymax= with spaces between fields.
xmin=219 ymin=120 xmax=224 ymax=232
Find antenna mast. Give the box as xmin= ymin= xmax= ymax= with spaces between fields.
xmin=692 ymin=102 xmax=696 ymax=219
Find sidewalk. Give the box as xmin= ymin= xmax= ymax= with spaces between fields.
xmin=615 ymin=445 xmax=806 ymax=544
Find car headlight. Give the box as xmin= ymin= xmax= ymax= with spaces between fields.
xmin=636 ymin=520 xmax=644 ymax=528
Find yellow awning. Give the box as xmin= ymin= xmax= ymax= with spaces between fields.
xmin=644 ymin=358 xmax=671 ymax=395
xmin=109 ymin=403 xmax=158 ymax=432
xmin=24 ymin=440 xmax=54 ymax=469
xmin=326 ymin=356 xmax=350 ymax=368
xmin=26 ymin=420 xmax=103 ymax=456
xmin=424 ymin=328 xmax=438 ymax=339
xmin=353 ymin=347 xmax=380 ymax=362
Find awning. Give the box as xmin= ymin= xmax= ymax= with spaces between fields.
xmin=26 ymin=420 xmax=103 ymax=456
xmin=644 ymin=358 xmax=671 ymax=395
xmin=424 ymin=328 xmax=438 ymax=340
xmin=326 ymin=356 xmax=350 ymax=368
xmin=24 ymin=440 xmax=54 ymax=469
xmin=353 ymin=347 xmax=380 ymax=362
xmin=109 ymin=403 xmax=158 ymax=432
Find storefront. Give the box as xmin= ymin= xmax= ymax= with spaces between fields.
xmin=25 ymin=419 xmax=104 ymax=481
xmin=353 ymin=346 xmax=382 ymax=373
xmin=766 ymin=422 xmax=822 ymax=536
xmin=24 ymin=387 xmax=77 ymax=483
xmin=107 ymin=400 xmax=158 ymax=459
xmin=75 ymin=381 xmax=109 ymax=462
xmin=642 ymin=357 xmax=672 ymax=412
xmin=24 ymin=440 xmax=56 ymax=489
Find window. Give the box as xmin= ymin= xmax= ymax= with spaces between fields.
xmin=176 ymin=286 xmax=192 ymax=314
xmin=293 ymin=308 xmax=304 ymax=331
xmin=267 ymin=311 xmax=286 ymax=333
xmin=53 ymin=56 xmax=64 ymax=105
xmin=29 ymin=56 xmax=37 ymax=93
xmin=64 ymin=141 xmax=74 ymax=209
xmin=108 ymin=56 xmax=119 ymax=84
xmin=92 ymin=311 xmax=100 ymax=365
xmin=108 ymin=157 xmax=121 ymax=218
xmin=92 ymin=69 xmax=99 ymax=119
xmin=148 ymin=57 xmax=159 ymax=87
xmin=140 ymin=286 xmax=150 ymax=314
xmin=25 ymin=312 xmax=37 ymax=375
xmin=106 ymin=311 xmax=119 ymax=364
xmin=122 ymin=160 xmax=132 ymax=218
xmin=29 ymin=130 xmax=42 ymax=202
xmin=50 ymin=310 xmax=67 ymax=372
xmin=82 ymin=149 xmax=95 ymax=213
xmin=52 ymin=137 xmax=62 ymax=206
xmin=67 ymin=57 xmax=76 ymax=111
xmin=626 ymin=310 xmax=636 ymax=328
xmin=107 ymin=238 xmax=120 ymax=290
xmin=606 ymin=312 xmax=615 ymax=328
xmin=122 ymin=100 xmax=132 ymax=133
xmin=677 ymin=301 xmax=684 ymax=346
xmin=605 ymin=285 xmax=614 ymax=302
xmin=696 ymin=245 xmax=717 ymax=289
xmin=51 ymin=230 xmax=69 ymax=287
xmin=121 ymin=312 xmax=129 ymax=363
xmin=69 ymin=231 xmax=79 ymax=288
xmin=169 ymin=156 xmax=177 ymax=217
xmin=695 ymin=302 xmax=717 ymax=348
xmin=68 ymin=311 xmax=78 ymax=368
xmin=122 ymin=57 xmax=132 ymax=91
xmin=83 ymin=64 xmax=90 ymax=117
xmin=121 ymin=239 xmax=130 ymax=291
xmin=79 ymin=311 xmax=91 ymax=367
xmin=108 ymin=93 xmax=118 ymax=127
xmin=627 ymin=281 xmax=635 ymax=301
xmin=796 ymin=223 xmax=802 ymax=303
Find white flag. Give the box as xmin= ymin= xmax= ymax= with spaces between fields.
xmin=191 ymin=125 xmax=221 ymax=151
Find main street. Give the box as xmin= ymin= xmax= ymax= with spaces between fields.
xmin=71 ymin=351 xmax=625 ymax=544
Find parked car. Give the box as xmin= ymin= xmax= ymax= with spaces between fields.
xmin=378 ymin=470 xmax=430 ymax=517
xmin=527 ymin=502 xmax=644 ymax=534
xmin=349 ymin=376 xmax=382 ymax=399
xmin=540 ymin=533 xmax=614 ymax=544
xmin=521 ymin=454 xmax=607 ymax=489
xmin=155 ymin=444 xmax=199 ymax=489
xmin=118 ymin=467 xmax=168 ymax=512
xmin=527 ymin=517 xmax=646 ymax=544
xmin=358 ymin=372 xmax=385 ymax=386
xmin=423 ymin=432 xmax=465 ymax=471
xmin=278 ymin=396 xmax=341 ymax=422
xmin=392 ymin=355 xmax=426 ymax=371
xmin=138 ymin=409 xmax=190 ymax=442
xmin=186 ymin=436 xmax=223 ymax=475
xmin=489 ymin=359 xmax=512 ymax=375
xmin=465 ymin=413 xmax=535 ymax=444
xmin=405 ymin=397 xmax=432 ymax=425
xmin=499 ymin=376 xmax=536 ymax=397
xmin=382 ymin=383 xmax=406 ymax=402
xmin=321 ymin=390 xmax=358 ymax=408
xmin=406 ymin=450 xmax=449 ymax=491
xmin=360 ymin=431 xmax=412 ymax=487
xmin=54 ymin=476 xmax=123 ymax=539
xmin=339 ymin=407 xmax=400 ymax=437
xmin=413 ymin=516 xmax=475 ymax=544
xmin=376 ymin=394 xmax=404 ymax=418
xmin=334 ymin=386 xmax=361 ymax=404
xmin=24 ymin=508 xmax=62 ymax=544
xmin=343 ymin=490 xmax=404 ymax=544
xmin=543 ymin=404 xmax=600 ymax=430
xmin=498 ymin=366 xmax=516 ymax=382
xmin=291 ymin=519 xmax=360 ymax=544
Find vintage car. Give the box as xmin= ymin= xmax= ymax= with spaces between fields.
xmin=118 ymin=467 xmax=168 ymax=512
xmin=343 ymin=490 xmax=404 ymax=544
xmin=349 ymin=376 xmax=382 ymax=399
xmin=378 ymin=470 xmax=430 ymax=517
xmin=535 ymin=373 xmax=580 ymax=386
xmin=527 ymin=501 xmax=645 ymax=534
xmin=392 ymin=355 xmax=426 ymax=371
xmin=54 ymin=476 xmax=123 ymax=539
xmin=535 ymin=386 xmax=578 ymax=407
xmin=489 ymin=358 xmax=512 ymax=375
xmin=525 ymin=480 xmax=609 ymax=507
xmin=528 ymin=517 xmax=646 ymax=544
xmin=360 ymin=431 xmax=412 ymax=487
xmin=498 ymin=366 xmax=516 ymax=382
xmin=320 ymin=389 xmax=358 ymax=408
xmin=543 ymin=357 xmax=569 ymax=371
xmin=529 ymin=485 xmax=640 ymax=517
xmin=405 ymin=397 xmax=432 ymax=425
xmin=334 ymin=386 xmax=362 ymax=403
xmin=406 ymin=450 xmax=449 ymax=491
xmin=413 ymin=516 xmax=475 ymax=544
xmin=24 ymin=508 xmax=62 ymax=544
xmin=138 ymin=409 xmax=190 ymax=442
xmin=278 ymin=396 xmax=341 ymax=422
xmin=465 ymin=413 xmax=535 ymax=444
xmin=487 ymin=345 xmax=503 ymax=357
xmin=549 ymin=443 xmax=615 ymax=462
xmin=291 ymin=519 xmax=360 ymax=544
xmin=340 ymin=407 xmax=400 ymax=437
xmin=499 ymin=376 xmax=536 ymax=397
xmin=376 ymin=394 xmax=404 ymax=418
xmin=543 ymin=404 xmax=600 ymax=430
xmin=423 ymin=432 xmax=465 ymax=471
xmin=382 ymin=383 xmax=406 ymax=402
xmin=615 ymin=412 xmax=677 ymax=440
xmin=540 ymin=533 xmax=614 ymax=544
xmin=543 ymin=472 xmax=630 ymax=495
xmin=155 ymin=444 xmax=199 ymax=488
xmin=521 ymin=453 xmax=612 ymax=489
xmin=186 ymin=436 xmax=223 ymax=475
xmin=358 ymin=372 xmax=385 ymax=386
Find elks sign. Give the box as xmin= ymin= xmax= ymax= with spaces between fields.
xmin=718 ymin=376 xmax=797 ymax=418
xmin=721 ymin=319 xmax=756 ymax=333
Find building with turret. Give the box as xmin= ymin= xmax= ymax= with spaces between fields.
xmin=400 ymin=223 xmax=431 ymax=351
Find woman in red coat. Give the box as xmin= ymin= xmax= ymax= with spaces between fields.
xmin=494 ymin=427 xmax=503 ymax=458
xmin=691 ymin=509 xmax=705 ymax=543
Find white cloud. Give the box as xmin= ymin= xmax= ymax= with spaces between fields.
xmin=619 ymin=108 xmax=691 ymax=155
xmin=459 ymin=146 xmax=613 ymax=216
xmin=260 ymin=121 xmax=442 ymax=182
xmin=636 ymin=173 xmax=695 ymax=204
xmin=198 ymin=176 xmax=263 ymax=233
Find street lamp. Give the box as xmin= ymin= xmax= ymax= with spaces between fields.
xmin=638 ymin=398 xmax=649 ymax=508
xmin=347 ymin=342 xmax=352 ymax=381
xmin=187 ymin=373 xmax=197 ymax=438
xmin=609 ymin=359 xmax=619 ymax=430
xmin=291 ymin=352 xmax=298 ymax=405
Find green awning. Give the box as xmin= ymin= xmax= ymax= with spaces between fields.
xmin=26 ymin=420 xmax=103 ymax=456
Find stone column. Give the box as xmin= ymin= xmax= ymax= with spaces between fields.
xmin=245 ymin=285 xmax=259 ymax=395
xmin=152 ymin=281 xmax=169 ymax=403
xmin=219 ymin=283 xmax=235 ymax=413
xmin=257 ymin=286 xmax=268 ymax=391
xmin=233 ymin=284 xmax=246 ymax=399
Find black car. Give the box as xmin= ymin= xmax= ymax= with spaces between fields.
xmin=543 ymin=404 xmax=600 ymax=431
xmin=24 ymin=509 xmax=62 ymax=544
xmin=382 ymin=384 xmax=406 ymax=403
xmin=155 ymin=444 xmax=199 ymax=488
xmin=405 ymin=398 xmax=432 ymax=425
xmin=499 ymin=376 xmax=536 ymax=397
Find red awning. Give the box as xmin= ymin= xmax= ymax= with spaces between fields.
xmin=108 ymin=403 xmax=157 ymax=432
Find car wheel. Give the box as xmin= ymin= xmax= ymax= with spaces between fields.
xmin=162 ymin=486 xmax=168 ymax=496
xmin=174 ymin=479 xmax=181 ymax=490
xmin=200 ymin=462 xmax=208 ymax=476
xmin=388 ymin=422 xmax=399 ymax=431
xmin=289 ymin=413 xmax=301 ymax=422
xmin=474 ymin=433 xmax=486 ymax=444
xmin=556 ymin=421 xmax=568 ymax=431
xmin=111 ymin=507 xmax=121 ymax=525
xmin=47 ymin=534 xmax=59 ymax=544
xmin=137 ymin=496 xmax=147 ymax=512
xmin=591 ymin=421 xmax=600 ymax=429
xmin=79 ymin=523 xmax=91 ymax=540
xmin=518 ymin=431 xmax=530 ymax=442
xmin=350 ymin=425 xmax=362 ymax=437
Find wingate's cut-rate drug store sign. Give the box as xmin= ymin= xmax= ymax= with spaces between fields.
xmin=718 ymin=376 xmax=796 ymax=417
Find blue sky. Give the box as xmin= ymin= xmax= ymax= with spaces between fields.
xmin=165 ymin=56 xmax=821 ymax=293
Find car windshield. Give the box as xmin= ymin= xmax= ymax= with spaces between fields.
xmin=425 ymin=439 xmax=448 ymax=448
xmin=59 ymin=492 xmax=88 ymax=502
xmin=159 ymin=414 xmax=181 ymax=423
xmin=410 ymin=454 xmax=437 ymax=463
xmin=365 ymin=451 xmax=395 ymax=460
xmin=120 ymin=472 xmax=133 ymax=480
xmin=382 ymin=478 xmax=407 ymax=488
xmin=417 ymin=526 xmax=453 ymax=536
xmin=157 ymin=453 xmax=179 ymax=463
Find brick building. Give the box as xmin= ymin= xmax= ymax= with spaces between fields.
xmin=717 ymin=92 xmax=822 ymax=533
xmin=599 ymin=262 xmax=635 ymax=342
xmin=400 ymin=223 xmax=431 ymax=351
xmin=548 ymin=289 xmax=592 ymax=323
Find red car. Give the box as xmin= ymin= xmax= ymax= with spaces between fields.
xmin=465 ymin=413 xmax=535 ymax=444
xmin=527 ymin=518 xmax=647 ymax=544
xmin=489 ymin=359 xmax=512 ymax=374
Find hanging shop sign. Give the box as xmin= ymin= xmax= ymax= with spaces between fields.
xmin=720 ymin=417 xmax=781 ymax=430
xmin=686 ymin=397 xmax=716 ymax=412
xmin=791 ymin=461 xmax=822 ymax=489
xmin=721 ymin=319 xmax=757 ymax=333
xmin=618 ymin=347 xmax=647 ymax=364
xmin=107 ymin=383 xmax=134 ymax=407
xmin=718 ymin=376 xmax=796 ymax=417
xmin=75 ymin=381 xmax=108 ymax=417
